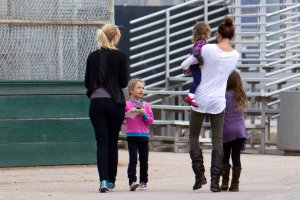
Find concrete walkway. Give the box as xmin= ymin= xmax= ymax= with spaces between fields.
xmin=1 ymin=149 xmax=299 ymax=200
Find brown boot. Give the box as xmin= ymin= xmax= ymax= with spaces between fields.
xmin=221 ymin=163 xmax=231 ymax=191
xmin=189 ymin=148 xmax=207 ymax=190
xmin=229 ymin=166 xmax=242 ymax=192
xmin=210 ymin=149 xmax=223 ymax=192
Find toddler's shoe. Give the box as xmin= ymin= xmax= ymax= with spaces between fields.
xmin=184 ymin=96 xmax=198 ymax=108
xmin=107 ymin=182 xmax=115 ymax=190
xmin=99 ymin=180 xmax=109 ymax=193
xmin=130 ymin=182 xmax=140 ymax=191
xmin=139 ymin=182 xmax=147 ymax=190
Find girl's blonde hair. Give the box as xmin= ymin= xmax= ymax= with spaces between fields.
xmin=226 ymin=71 xmax=248 ymax=112
xmin=96 ymin=23 xmax=121 ymax=49
xmin=192 ymin=21 xmax=211 ymax=43
xmin=127 ymin=78 xmax=145 ymax=96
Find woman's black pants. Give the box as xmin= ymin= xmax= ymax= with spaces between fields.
xmin=89 ymin=98 xmax=125 ymax=184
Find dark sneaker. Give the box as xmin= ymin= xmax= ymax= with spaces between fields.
xmin=139 ymin=182 xmax=147 ymax=190
xmin=184 ymin=96 xmax=198 ymax=108
xmin=99 ymin=180 xmax=109 ymax=193
xmin=130 ymin=182 xmax=139 ymax=191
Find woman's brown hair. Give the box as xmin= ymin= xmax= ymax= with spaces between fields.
xmin=226 ymin=71 xmax=248 ymax=112
xmin=217 ymin=16 xmax=235 ymax=40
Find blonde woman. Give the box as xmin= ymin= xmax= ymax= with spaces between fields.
xmin=84 ymin=24 xmax=128 ymax=193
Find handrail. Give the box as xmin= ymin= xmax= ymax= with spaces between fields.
xmin=266 ymin=33 xmax=300 ymax=48
xmin=266 ymin=13 xmax=300 ymax=28
xmin=130 ymin=0 xmax=202 ymax=24
xmin=130 ymin=37 xmax=165 ymax=51
xmin=266 ymin=4 xmax=300 ymax=17
xmin=265 ymin=44 xmax=300 ymax=57
xmin=265 ymin=74 xmax=300 ymax=87
xmin=265 ymin=63 xmax=300 ymax=77
xmin=131 ymin=54 xmax=165 ymax=68
xmin=228 ymin=3 xmax=298 ymax=8
xmin=131 ymin=63 xmax=165 ymax=77
xmin=265 ymin=83 xmax=300 ymax=97
xmin=267 ymin=100 xmax=280 ymax=107
xmin=130 ymin=27 xmax=165 ymax=42
xmin=130 ymin=46 xmax=165 ymax=59
xmin=265 ymin=54 xmax=300 ymax=67
xmin=130 ymin=19 xmax=165 ymax=33
xmin=266 ymin=24 xmax=300 ymax=38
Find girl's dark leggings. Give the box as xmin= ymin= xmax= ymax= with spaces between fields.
xmin=223 ymin=138 xmax=245 ymax=166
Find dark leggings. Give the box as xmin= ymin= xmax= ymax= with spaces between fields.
xmin=223 ymin=138 xmax=245 ymax=167
xmin=127 ymin=141 xmax=149 ymax=184
xmin=89 ymin=98 xmax=125 ymax=184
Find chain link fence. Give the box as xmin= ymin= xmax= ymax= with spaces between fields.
xmin=0 ymin=0 xmax=113 ymax=80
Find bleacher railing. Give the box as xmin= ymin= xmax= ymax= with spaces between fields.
xmin=130 ymin=0 xmax=230 ymax=89
xmin=129 ymin=0 xmax=300 ymax=154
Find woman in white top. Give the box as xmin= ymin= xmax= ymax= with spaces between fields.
xmin=188 ymin=16 xmax=239 ymax=192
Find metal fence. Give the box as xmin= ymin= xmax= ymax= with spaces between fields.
xmin=0 ymin=0 xmax=113 ymax=80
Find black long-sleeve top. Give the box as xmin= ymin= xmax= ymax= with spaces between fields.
xmin=84 ymin=48 xmax=129 ymax=105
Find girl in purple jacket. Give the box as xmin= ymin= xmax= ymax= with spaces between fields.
xmin=221 ymin=71 xmax=248 ymax=192
xmin=125 ymin=78 xmax=154 ymax=191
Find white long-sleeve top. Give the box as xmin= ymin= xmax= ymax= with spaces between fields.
xmin=181 ymin=54 xmax=199 ymax=70
xmin=191 ymin=44 xmax=239 ymax=114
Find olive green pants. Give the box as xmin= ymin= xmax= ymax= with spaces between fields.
xmin=189 ymin=110 xmax=225 ymax=150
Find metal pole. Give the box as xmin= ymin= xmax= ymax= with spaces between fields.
xmin=109 ymin=0 xmax=115 ymax=24
xmin=204 ymin=0 xmax=208 ymax=22
xmin=165 ymin=10 xmax=170 ymax=89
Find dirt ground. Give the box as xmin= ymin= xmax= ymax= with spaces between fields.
xmin=1 ymin=149 xmax=300 ymax=200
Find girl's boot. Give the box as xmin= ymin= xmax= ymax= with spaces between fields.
xmin=189 ymin=148 xmax=207 ymax=190
xmin=221 ymin=163 xmax=231 ymax=191
xmin=229 ymin=166 xmax=242 ymax=192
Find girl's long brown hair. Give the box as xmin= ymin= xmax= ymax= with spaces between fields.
xmin=226 ymin=71 xmax=248 ymax=112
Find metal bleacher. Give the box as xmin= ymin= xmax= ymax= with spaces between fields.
xmin=128 ymin=0 xmax=300 ymax=154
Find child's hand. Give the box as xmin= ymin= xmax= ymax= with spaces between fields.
xmin=135 ymin=105 xmax=146 ymax=116
xmin=186 ymin=68 xmax=192 ymax=74
xmin=136 ymin=108 xmax=146 ymax=116
xmin=183 ymin=68 xmax=192 ymax=75
xmin=125 ymin=107 xmax=137 ymax=115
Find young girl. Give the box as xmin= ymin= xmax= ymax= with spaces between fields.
xmin=221 ymin=71 xmax=248 ymax=192
xmin=124 ymin=78 xmax=154 ymax=191
xmin=180 ymin=21 xmax=211 ymax=108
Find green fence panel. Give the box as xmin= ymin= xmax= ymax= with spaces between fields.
xmin=0 ymin=81 xmax=97 ymax=167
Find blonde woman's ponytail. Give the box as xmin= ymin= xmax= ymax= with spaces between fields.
xmin=96 ymin=28 xmax=112 ymax=49
xmin=96 ymin=23 xmax=121 ymax=50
